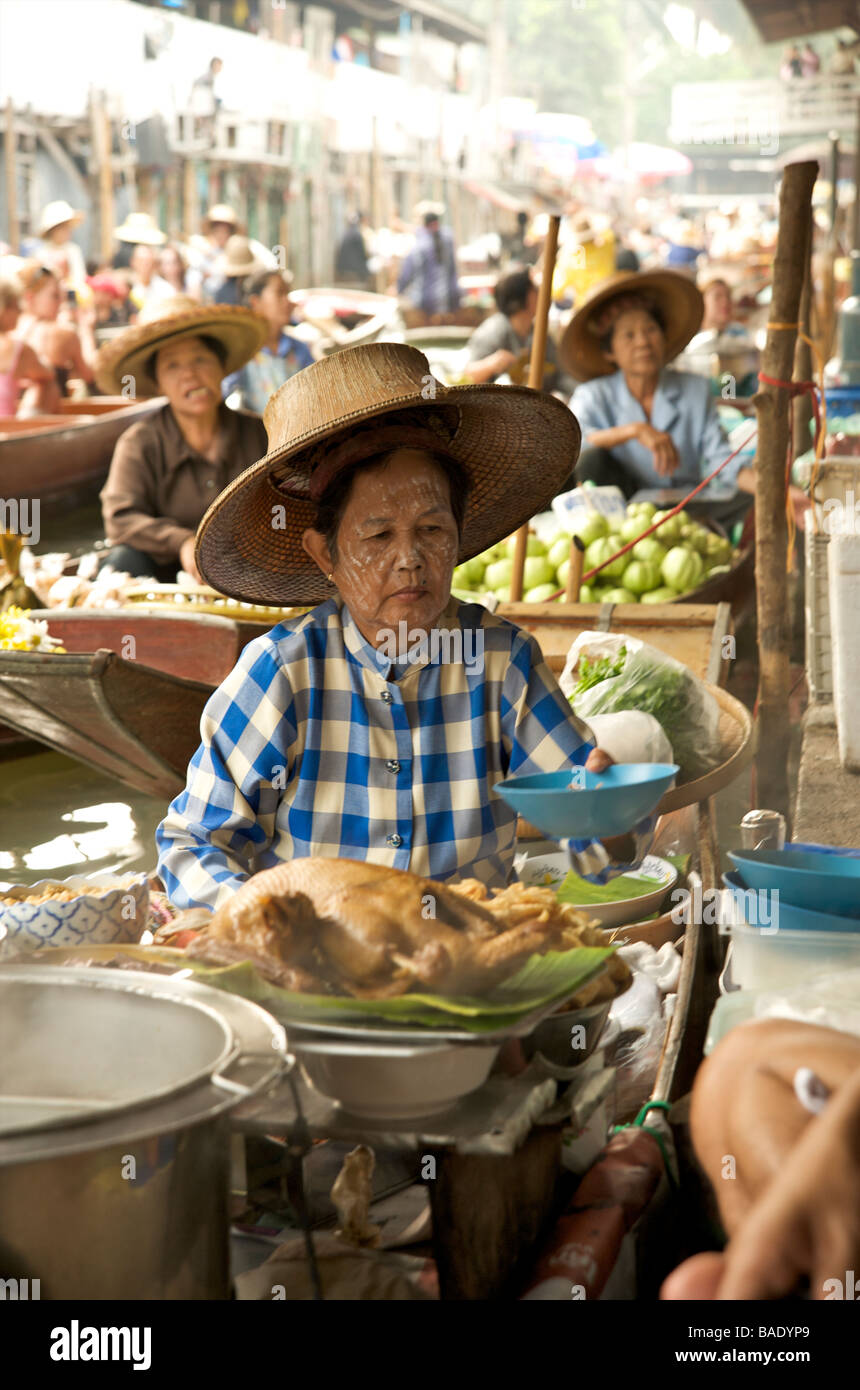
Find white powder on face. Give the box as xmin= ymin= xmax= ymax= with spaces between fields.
xmin=330 ymin=453 xmax=460 ymax=639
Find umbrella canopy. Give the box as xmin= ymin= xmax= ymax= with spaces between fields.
xmin=592 ymin=142 xmax=693 ymax=183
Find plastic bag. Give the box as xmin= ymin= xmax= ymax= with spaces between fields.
xmin=559 ymin=631 xmax=723 ymax=781
xmin=584 ymin=711 xmax=674 ymax=767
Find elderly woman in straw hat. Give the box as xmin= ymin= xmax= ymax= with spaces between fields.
xmin=561 ymin=269 xmax=755 ymax=507
xmin=95 ymin=296 xmax=268 ymax=583
xmin=156 ymin=342 xmax=654 ymax=912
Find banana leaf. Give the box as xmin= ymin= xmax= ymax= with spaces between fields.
xmin=556 ymin=852 xmax=691 ymax=909
xmin=57 ymin=942 xmax=615 ymax=1034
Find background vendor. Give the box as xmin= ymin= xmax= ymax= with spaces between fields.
xmin=464 ymin=266 xmax=576 ymax=397
xmin=561 ymin=270 xmax=749 ymax=501
xmin=156 ymin=342 xmax=648 ymax=912
xmin=96 ymin=296 xmax=268 ymax=582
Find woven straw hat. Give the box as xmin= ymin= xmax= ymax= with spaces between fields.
xmin=560 ymin=269 xmax=704 ymax=380
xmin=114 ymin=211 xmax=167 ymax=246
xmin=219 ymin=235 xmax=266 ymax=278
xmin=95 ymin=295 xmax=268 ymax=396
xmin=38 ymin=200 xmax=84 ymax=236
xmin=196 ymin=341 xmax=582 ymax=606
xmin=204 ymin=203 xmax=241 ymax=229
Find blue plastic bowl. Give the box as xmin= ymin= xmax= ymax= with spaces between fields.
xmin=494 ymin=763 xmax=679 ymax=841
xmin=722 ymin=871 xmax=860 ymax=933
xmin=727 ymin=848 xmax=860 ymax=920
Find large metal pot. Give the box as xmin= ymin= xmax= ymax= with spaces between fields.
xmin=0 ymin=965 xmax=287 ymax=1299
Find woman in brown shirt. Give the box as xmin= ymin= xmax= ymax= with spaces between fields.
xmin=95 ymin=297 xmax=269 ymax=581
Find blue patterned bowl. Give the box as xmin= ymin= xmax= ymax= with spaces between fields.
xmin=0 ymin=874 xmax=150 ymax=955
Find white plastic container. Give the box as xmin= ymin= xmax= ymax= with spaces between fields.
xmin=828 ymin=531 xmax=860 ymax=770
xmin=796 ymin=455 xmax=860 ymax=531
xmin=805 ymin=528 xmax=832 ymax=703
xmin=730 ymin=919 xmax=860 ymax=990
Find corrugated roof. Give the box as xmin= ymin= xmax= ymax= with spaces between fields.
xmin=739 ymin=0 xmax=859 ymax=44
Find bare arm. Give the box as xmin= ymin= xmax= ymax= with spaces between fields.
xmin=662 ymin=1019 xmax=860 ymax=1300
xmin=16 ymin=343 xmax=56 ymax=384
xmin=462 ymin=349 xmax=518 ymax=384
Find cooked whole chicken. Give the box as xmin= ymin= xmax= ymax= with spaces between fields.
xmin=186 ymin=858 xmax=594 ymax=998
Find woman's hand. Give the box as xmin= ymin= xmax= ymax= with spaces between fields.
xmin=585 ymin=747 xmax=614 ymax=773
xmin=634 ymin=421 xmax=680 ymax=477
xmin=179 ymin=535 xmax=203 ymax=584
xmin=585 ymin=747 xmax=635 ymax=859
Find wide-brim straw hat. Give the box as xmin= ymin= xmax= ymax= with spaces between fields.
xmin=204 ymin=203 xmax=241 ymax=230
xmin=219 ymin=234 xmax=265 ymax=278
xmin=38 ymin=200 xmax=84 ymax=236
xmin=196 ymin=341 xmax=582 ymax=606
xmin=115 ymin=211 xmax=167 ymax=246
xmin=94 ymin=295 xmax=268 ymax=396
xmin=559 ymin=269 xmax=704 ymax=380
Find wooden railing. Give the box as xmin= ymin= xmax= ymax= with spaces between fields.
xmin=670 ymin=75 xmax=860 ymax=148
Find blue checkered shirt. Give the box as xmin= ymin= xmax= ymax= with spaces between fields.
xmin=156 ymin=596 xmax=651 ymax=911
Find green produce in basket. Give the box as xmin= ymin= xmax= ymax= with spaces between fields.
xmin=523 ymin=555 xmax=555 ymax=589
xmin=524 ymin=582 xmax=559 ymax=603
xmin=602 ymin=587 xmax=638 ymax=604
xmin=653 ymin=510 xmax=683 ymax=544
xmin=505 ymin=533 xmax=546 ymax=559
xmin=631 ymin=536 xmax=667 ymax=566
xmin=572 ymin=512 xmax=609 ymax=548
xmin=584 ymin=537 xmax=628 ymax=582
xmin=640 ymin=586 xmax=679 ymax=604
xmin=547 ymin=534 xmax=573 ymax=571
xmin=662 ymin=545 xmax=704 ymax=592
xmin=622 ymin=559 xmax=661 ymax=595
xmin=619 ymin=516 xmax=646 ymax=544
xmin=485 ymin=557 xmax=514 ymax=590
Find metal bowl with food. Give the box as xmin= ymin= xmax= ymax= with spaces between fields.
xmin=290 ymin=1035 xmax=500 ymax=1120
xmin=0 ymin=872 xmax=149 ymax=955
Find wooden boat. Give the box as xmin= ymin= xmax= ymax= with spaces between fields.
xmin=0 ymin=396 xmax=164 ymax=508
xmin=0 ymin=609 xmax=272 ymax=799
xmin=396 ymin=326 xmax=472 ymax=386
xmin=289 ymin=288 xmax=399 ymax=354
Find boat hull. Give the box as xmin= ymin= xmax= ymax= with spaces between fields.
xmin=0 ymin=610 xmax=271 ymax=799
xmin=0 ymin=397 xmax=164 ymax=509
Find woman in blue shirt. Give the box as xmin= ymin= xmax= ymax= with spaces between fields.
xmin=223 ymin=269 xmax=314 ymax=415
xmin=560 ymin=270 xmax=755 ymax=504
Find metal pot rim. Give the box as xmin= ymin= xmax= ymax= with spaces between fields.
xmin=0 ymin=964 xmax=287 ymax=1165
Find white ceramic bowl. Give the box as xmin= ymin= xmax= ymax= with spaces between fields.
xmin=519 ymin=852 xmax=677 ymax=930
xmin=0 ymin=873 xmax=150 ymax=955
xmin=292 ymin=1038 xmax=499 ymax=1120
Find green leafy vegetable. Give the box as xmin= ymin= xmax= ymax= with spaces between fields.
xmin=573 ymin=645 xmax=627 ymax=696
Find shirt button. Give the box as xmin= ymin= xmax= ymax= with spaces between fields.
xmin=386 ymin=833 xmax=403 ymax=848
xmin=386 ymin=759 xmax=401 ymax=773
xmin=381 ymin=691 xmax=394 ymax=704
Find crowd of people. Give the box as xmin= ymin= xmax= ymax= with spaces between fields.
xmin=0 ymin=198 xmax=290 ymax=418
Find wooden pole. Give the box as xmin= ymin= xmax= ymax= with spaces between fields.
xmin=183 ymin=157 xmax=196 ymax=240
xmin=854 ymin=95 xmax=860 ymax=252
xmin=754 ymin=160 xmax=817 ymax=824
xmin=508 ymin=212 xmax=561 ymax=602
xmin=4 ymin=99 xmax=19 ymax=250
xmin=90 ymin=93 xmax=114 ymax=264
xmin=792 ymin=206 xmax=814 ymax=461
xmin=564 ymin=534 xmax=585 ymax=603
